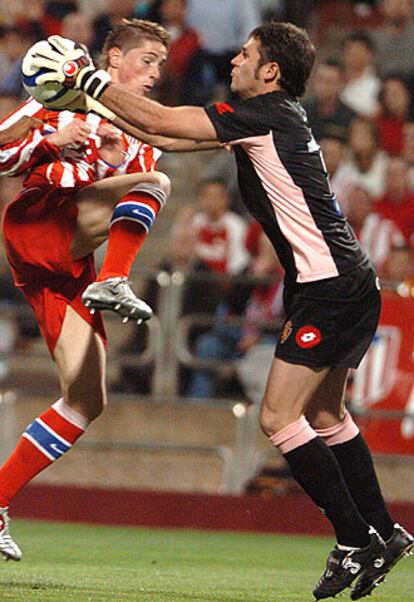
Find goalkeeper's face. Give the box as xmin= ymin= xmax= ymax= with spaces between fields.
xmin=107 ymin=39 xmax=168 ymax=96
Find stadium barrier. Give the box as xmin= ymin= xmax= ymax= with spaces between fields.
xmin=1 ymin=270 xmax=414 ymax=499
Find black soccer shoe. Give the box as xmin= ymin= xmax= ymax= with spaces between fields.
xmin=313 ymin=531 xmax=386 ymax=600
xmin=351 ymin=524 xmax=414 ymax=600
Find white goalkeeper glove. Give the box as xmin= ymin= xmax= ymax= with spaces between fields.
xmin=27 ymin=35 xmax=112 ymax=99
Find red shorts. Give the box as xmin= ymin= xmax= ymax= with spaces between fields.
xmin=2 ymin=186 xmax=106 ymax=353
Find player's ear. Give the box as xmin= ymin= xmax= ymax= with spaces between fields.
xmin=107 ymin=47 xmax=123 ymax=70
xmin=263 ymin=61 xmax=280 ymax=84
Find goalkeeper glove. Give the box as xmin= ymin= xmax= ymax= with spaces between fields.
xmin=27 ymin=35 xmax=112 ymax=99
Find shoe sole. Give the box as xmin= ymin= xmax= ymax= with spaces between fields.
xmin=83 ymin=298 xmax=149 ymax=322
xmin=351 ymin=542 xmax=414 ymax=600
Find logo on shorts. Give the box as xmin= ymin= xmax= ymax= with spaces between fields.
xmin=295 ymin=325 xmax=322 ymax=349
xmin=280 ymin=320 xmax=292 ymax=344
xmin=63 ymin=61 xmax=78 ymax=77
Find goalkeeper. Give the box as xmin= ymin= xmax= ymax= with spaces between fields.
xmin=22 ymin=21 xmax=414 ymax=602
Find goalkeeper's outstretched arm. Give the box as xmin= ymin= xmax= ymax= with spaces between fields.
xmin=100 ymin=85 xmax=217 ymax=141
xmin=112 ymin=115 xmax=220 ymax=153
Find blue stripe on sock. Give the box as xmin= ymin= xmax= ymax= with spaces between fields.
xmin=111 ymin=202 xmax=155 ymax=231
xmin=25 ymin=420 xmax=70 ymax=460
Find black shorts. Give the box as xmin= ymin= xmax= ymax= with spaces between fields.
xmin=275 ymin=262 xmax=381 ymax=369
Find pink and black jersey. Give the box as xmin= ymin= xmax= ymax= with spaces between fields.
xmin=205 ymin=91 xmax=368 ymax=287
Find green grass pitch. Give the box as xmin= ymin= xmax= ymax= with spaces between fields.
xmin=0 ymin=520 xmax=412 ymax=601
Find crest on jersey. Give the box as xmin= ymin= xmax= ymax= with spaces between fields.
xmin=295 ymin=325 xmax=322 ymax=349
xmin=280 ymin=320 xmax=292 ymax=344
xmin=215 ymin=102 xmax=234 ymax=115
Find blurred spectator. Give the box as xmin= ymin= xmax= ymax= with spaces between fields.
xmin=376 ymin=73 xmax=414 ymax=155
xmin=0 ymin=94 xmax=20 ymax=121
xmin=257 ymin=0 xmax=286 ymax=22
xmin=372 ymin=0 xmax=414 ymax=79
xmin=185 ymin=0 xmax=260 ymax=102
xmin=382 ymin=245 xmax=414 ymax=292
xmin=401 ymin=121 xmax=414 ymax=190
xmin=1 ymin=0 xmax=45 ymax=31
xmin=341 ymin=118 xmax=388 ymax=197
xmin=192 ymin=178 xmax=250 ymax=275
xmin=155 ymin=0 xmax=202 ymax=105
xmin=61 ymin=10 xmax=94 ymax=49
xmin=0 ymin=26 xmax=40 ymax=97
xmin=134 ymin=0 xmax=163 ymax=21
xmin=77 ymin=0 xmax=110 ymax=20
xmin=346 ymin=183 xmax=405 ymax=274
xmin=245 ymin=219 xmax=264 ymax=258
xmin=201 ymin=148 xmax=242 ymax=211
xmin=187 ymin=232 xmax=283 ymax=399
xmin=320 ymin=136 xmax=359 ymax=212
xmin=374 ymin=156 xmax=414 ymax=248
xmin=41 ymin=0 xmax=78 ymax=36
xmin=91 ymin=0 xmax=135 ymax=56
xmin=340 ymin=30 xmax=380 ymax=118
xmin=304 ymin=59 xmax=356 ymax=142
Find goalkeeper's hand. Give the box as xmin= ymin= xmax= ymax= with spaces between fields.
xmin=26 ymin=35 xmax=112 ymax=99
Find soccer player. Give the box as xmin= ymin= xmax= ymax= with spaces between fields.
xmin=29 ymin=20 xmax=414 ymax=599
xmin=0 ymin=19 xmax=217 ymax=563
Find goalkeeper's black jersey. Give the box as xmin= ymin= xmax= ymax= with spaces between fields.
xmin=205 ymin=91 xmax=368 ymax=288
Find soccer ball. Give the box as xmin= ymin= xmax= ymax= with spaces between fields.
xmin=21 ymin=41 xmax=82 ymax=110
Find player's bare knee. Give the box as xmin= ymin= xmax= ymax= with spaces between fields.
xmin=307 ymin=408 xmax=344 ymax=430
xmin=260 ymin=393 xmax=304 ymax=436
xmin=151 ymin=171 xmax=171 ymax=197
xmin=127 ymin=179 xmax=170 ymax=214
xmin=260 ymin=399 xmax=286 ymax=437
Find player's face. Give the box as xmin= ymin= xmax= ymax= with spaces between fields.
xmin=109 ymin=39 xmax=168 ymax=96
xmin=230 ymin=37 xmax=266 ymax=98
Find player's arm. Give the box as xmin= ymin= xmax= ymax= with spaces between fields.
xmin=0 ymin=113 xmax=60 ymax=177
xmin=0 ymin=115 xmax=43 ymax=144
xmin=112 ymin=115 xmax=221 ymax=152
xmin=101 ymin=86 xmax=217 ymax=141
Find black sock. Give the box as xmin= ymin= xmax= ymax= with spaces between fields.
xmin=330 ymin=433 xmax=395 ymax=541
xmin=283 ymin=437 xmax=371 ymax=547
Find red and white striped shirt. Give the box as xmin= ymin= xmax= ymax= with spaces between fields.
xmin=0 ymin=98 xmax=161 ymax=187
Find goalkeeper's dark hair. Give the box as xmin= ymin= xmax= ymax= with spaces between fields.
xmin=99 ymin=19 xmax=170 ymax=69
xmin=250 ymin=21 xmax=316 ymax=98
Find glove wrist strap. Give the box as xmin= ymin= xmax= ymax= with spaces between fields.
xmin=80 ymin=69 xmax=112 ymax=99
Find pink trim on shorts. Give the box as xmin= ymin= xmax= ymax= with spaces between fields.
xmin=269 ymin=416 xmax=317 ymax=454
xmin=315 ymin=411 xmax=359 ymax=446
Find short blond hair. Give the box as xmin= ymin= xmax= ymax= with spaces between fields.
xmin=99 ymin=19 xmax=170 ymax=69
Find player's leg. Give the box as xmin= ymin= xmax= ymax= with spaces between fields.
xmin=307 ymin=369 xmax=413 ymax=600
xmin=260 ymin=359 xmax=373 ymax=546
xmin=72 ymin=172 xmax=171 ymax=322
xmin=260 ymin=359 xmax=385 ymax=600
xmin=307 ymin=368 xmax=395 ymax=541
xmin=71 ymin=171 xmax=171 ymax=258
xmin=0 ymin=304 xmax=106 ymax=561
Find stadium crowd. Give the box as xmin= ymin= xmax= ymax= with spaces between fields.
xmin=0 ymin=0 xmax=414 ymax=400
